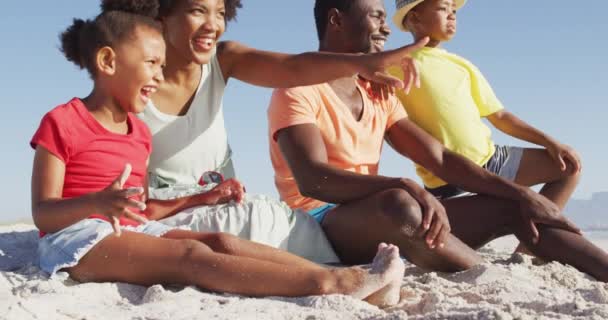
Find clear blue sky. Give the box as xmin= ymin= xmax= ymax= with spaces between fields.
xmin=1 ymin=1 xmax=607 ymax=222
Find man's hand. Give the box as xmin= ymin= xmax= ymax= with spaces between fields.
xmin=518 ymin=190 xmax=581 ymax=243
xmin=399 ymin=179 xmax=451 ymax=249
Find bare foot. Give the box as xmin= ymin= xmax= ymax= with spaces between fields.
xmin=364 ymin=243 xmax=405 ymax=308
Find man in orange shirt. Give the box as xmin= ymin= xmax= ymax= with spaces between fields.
xmin=267 ymin=0 xmax=608 ymax=281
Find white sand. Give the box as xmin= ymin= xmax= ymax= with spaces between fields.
xmin=2 ymin=225 xmax=608 ymax=320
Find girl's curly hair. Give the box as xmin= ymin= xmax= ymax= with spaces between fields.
xmin=61 ymin=7 xmax=161 ymax=76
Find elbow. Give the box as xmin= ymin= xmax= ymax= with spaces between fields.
xmin=296 ymin=172 xmax=328 ymax=200
xmin=31 ymin=204 xmax=44 ymax=230
xmin=298 ymin=180 xmax=321 ymax=200
xmin=31 ymin=203 xmax=57 ymax=234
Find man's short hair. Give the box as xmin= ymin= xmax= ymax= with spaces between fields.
xmin=313 ymin=0 xmax=356 ymax=41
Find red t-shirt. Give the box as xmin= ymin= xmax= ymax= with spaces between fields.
xmin=31 ymin=98 xmax=152 ymax=232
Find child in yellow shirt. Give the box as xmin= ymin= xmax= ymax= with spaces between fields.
xmin=390 ymin=0 xmax=581 ymax=226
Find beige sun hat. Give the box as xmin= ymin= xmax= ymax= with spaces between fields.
xmin=393 ymin=0 xmax=467 ymax=32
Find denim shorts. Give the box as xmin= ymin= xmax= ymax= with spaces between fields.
xmin=307 ymin=204 xmax=337 ymax=224
xmin=38 ymin=219 xmax=176 ymax=276
xmin=428 ymin=145 xmax=524 ymax=199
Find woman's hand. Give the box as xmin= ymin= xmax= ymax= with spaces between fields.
xmin=197 ymin=179 xmax=246 ymax=206
xmin=357 ymin=37 xmax=428 ymax=94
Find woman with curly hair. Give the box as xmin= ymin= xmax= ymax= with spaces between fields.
xmin=101 ymin=0 xmax=427 ymax=264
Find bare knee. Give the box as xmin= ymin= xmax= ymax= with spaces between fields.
xmin=379 ymin=189 xmax=424 ymax=237
xmin=67 ymin=264 xmax=96 ymax=283
xmin=174 ymin=239 xmax=213 ymax=263
xmin=564 ymin=161 xmax=582 ymax=181
xmin=203 ymin=233 xmax=241 ymax=255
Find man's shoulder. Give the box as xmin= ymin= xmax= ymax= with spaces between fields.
xmin=271 ymin=83 xmax=327 ymax=106
xmin=273 ymin=83 xmax=326 ymax=96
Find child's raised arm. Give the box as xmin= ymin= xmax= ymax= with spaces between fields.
xmin=31 ymin=147 xmax=147 ymax=235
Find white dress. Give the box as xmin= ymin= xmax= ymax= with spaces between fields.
xmin=137 ymin=55 xmax=339 ymax=263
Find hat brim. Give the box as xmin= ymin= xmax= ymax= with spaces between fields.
xmin=393 ymin=0 xmax=467 ymax=32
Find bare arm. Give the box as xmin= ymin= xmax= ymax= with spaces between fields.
xmin=487 ymin=110 xmax=581 ymax=171
xmin=487 ymin=110 xmax=555 ymax=147
xmin=217 ymin=38 xmax=428 ymax=90
xmin=32 ymin=147 xmax=244 ymax=231
xmin=275 ymin=123 xmax=417 ymax=204
xmin=144 ymin=179 xmax=245 ymax=220
xmin=276 ymin=123 xmax=451 ymax=248
xmin=386 ymin=118 xmax=581 ymax=239
xmin=31 ymin=147 xmax=145 ymax=234
xmin=386 ymin=118 xmax=530 ymax=200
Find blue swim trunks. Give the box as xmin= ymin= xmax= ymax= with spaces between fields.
xmin=307 ymin=204 xmax=337 ymax=223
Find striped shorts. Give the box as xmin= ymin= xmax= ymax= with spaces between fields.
xmin=427 ymin=145 xmax=524 ymax=199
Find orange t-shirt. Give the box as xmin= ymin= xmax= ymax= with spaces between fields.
xmin=268 ymin=80 xmax=408 ymax=211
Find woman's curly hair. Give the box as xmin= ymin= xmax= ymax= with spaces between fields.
xmin=159 ymin=0 xmax=242 ymax=21
xmin=101 ymin=0 xmax=160 ymax=17
xmin=101 ymin=0 xmax=243 ymax=22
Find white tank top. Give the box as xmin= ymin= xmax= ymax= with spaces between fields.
xmin=138 ymin=54 xmax=233 ymax=188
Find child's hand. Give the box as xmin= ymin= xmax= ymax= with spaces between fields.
xmin=92 ymin=164 xmax=148 ymax=236
xmin=197 ymin=179 xmax=246 ymax=206
xmin=546 ymin=142 xmax=582 ymax=174
xmin=357 ymin=37 xmax=428 ymax=94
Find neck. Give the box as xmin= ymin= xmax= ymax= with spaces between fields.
xmin=163 ymin=42 xmax=203 ymax=86
xmin=318 ymin=36 xmax=349 ymax=54
xmin=83 ymin=86 xmax=128 ymax=125
xmin=327 ymin=75 xmax=359 ymax=93
xmin=426 ymin=39 xmax=442 ymax=48
xmin=318 ymin=39 xmax=360 ymax=92
xmin=414 ymin=34 xmax=442 ymax=48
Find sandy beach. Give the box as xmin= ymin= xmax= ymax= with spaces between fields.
xmin=2 ymin=224 xmax=608 ymax=320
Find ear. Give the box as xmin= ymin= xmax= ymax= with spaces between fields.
xmin=404 ymin=11 xmax=418 ymax=31
xmin=96 ymin=46 xmax=117 ymax=76
xmin=327 ymin=8 xmax=343 ymax=30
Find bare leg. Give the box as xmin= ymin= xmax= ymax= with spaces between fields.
xmin=515 ymin=148 xmax=580 ymax=209
xmin=67 ymin=231 xmax=404 ymax=303
xmin=444 ymin=195 xmax=608 ymax=281
xmin=512 ymin=148 xmax=581 ymax=253
xmin=163 ymin=230 xmax=323 ymax=270
xmin=321 ymin=189 xmax=483 ymax=272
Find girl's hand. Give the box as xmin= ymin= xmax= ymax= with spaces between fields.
xmin=197 ymin=179 xmax=246 ymax=206
xmin=92 ymin=164 xmax=148 ymax=236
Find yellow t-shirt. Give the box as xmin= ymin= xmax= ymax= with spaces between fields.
xmin=389 ymin=47 xmax=504 ymax=188
xmin=267 ymin=80 xmax=408 ymax=211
